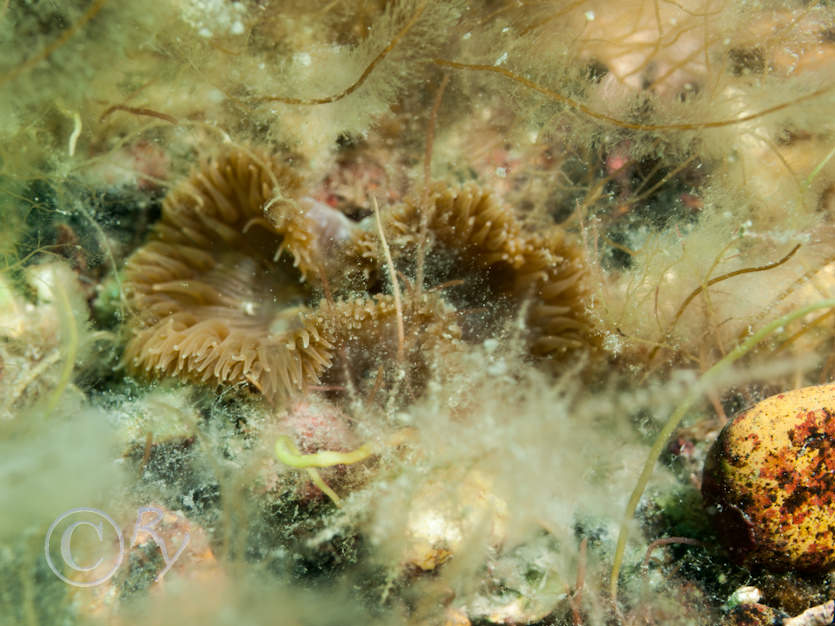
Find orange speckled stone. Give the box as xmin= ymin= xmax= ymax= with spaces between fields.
xmin=702 ymin=383 xmax=835 ymax=572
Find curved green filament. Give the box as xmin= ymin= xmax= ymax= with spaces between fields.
xmin=274 ymin=435 xmax=375 ymax=506
xmin=804 ymin=143 xmax=835 ymax=188
xmin=274 ymin=435 xmax=374 ymax=468
xmin=305 ymin=468 xmax=343 ymax=506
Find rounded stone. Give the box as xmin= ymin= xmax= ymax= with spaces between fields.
xmin=702 ymin=383 xmax=835 ymax=572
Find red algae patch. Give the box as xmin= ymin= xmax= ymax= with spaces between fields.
xmin=702 ymin=383 xmax=835 ymax=572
